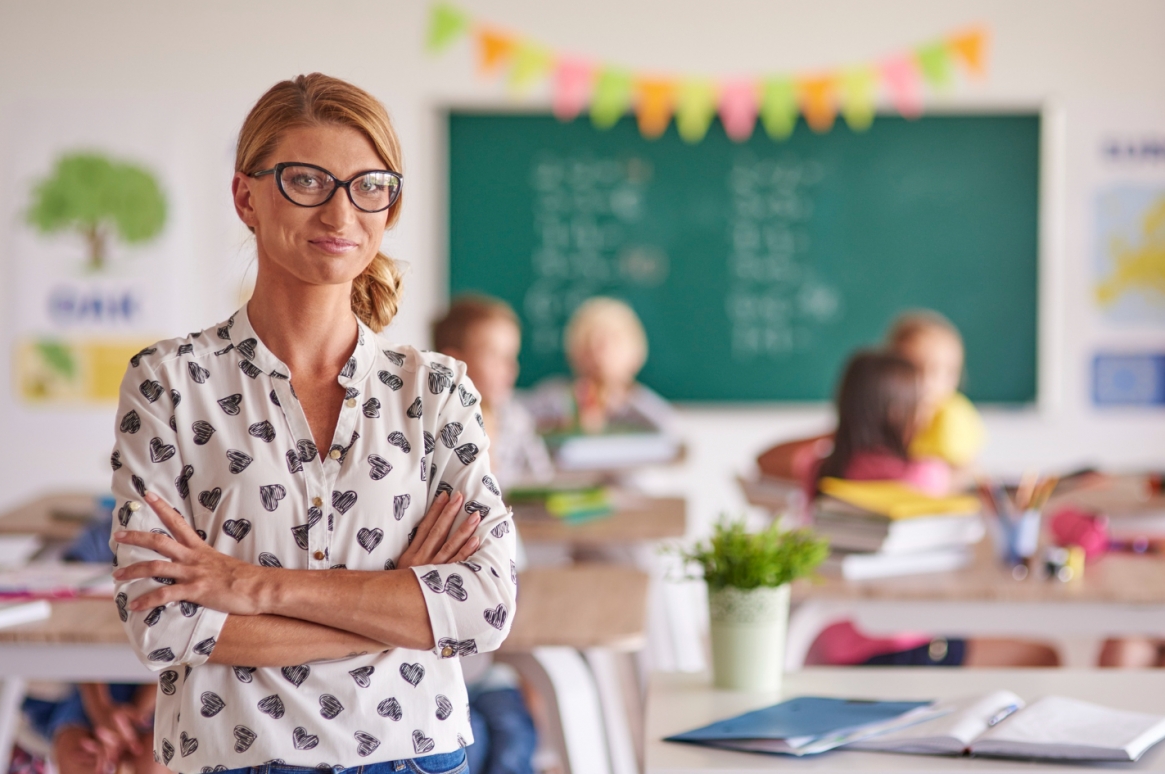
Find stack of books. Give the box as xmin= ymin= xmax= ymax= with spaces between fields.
xmin=814 ymin=478 xmax=984 ymax=580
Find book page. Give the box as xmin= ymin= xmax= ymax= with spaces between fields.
xmin=848 ymin=691 xmax=1023 ymax=754
xmin=972 ymin=696 xmax=1165 ymax=761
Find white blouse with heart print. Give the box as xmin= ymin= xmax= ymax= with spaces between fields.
xmin=108 ymin=306 xmax=517 ymax=773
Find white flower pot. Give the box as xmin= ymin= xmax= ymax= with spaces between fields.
xmin=707 ymin=584 xmax=791 ymax=692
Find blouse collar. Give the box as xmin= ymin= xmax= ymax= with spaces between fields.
xmin=228 ymin=304 xmax=378 ymax=387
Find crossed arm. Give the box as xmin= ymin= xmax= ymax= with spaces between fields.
xmin=112 ymin=490 xmax=479 ymax=667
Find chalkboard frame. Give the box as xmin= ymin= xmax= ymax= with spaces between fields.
xmin=440 ymin=105 xmax=1053 ymax=408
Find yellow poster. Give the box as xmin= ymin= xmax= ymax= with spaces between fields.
xmin=16 ymin=339 xmax=153 ymax=403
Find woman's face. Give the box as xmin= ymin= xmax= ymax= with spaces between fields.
xmin=233 ymin=124 xmax=390 ymax=290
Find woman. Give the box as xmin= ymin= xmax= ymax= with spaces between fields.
xmin=108 ymin=74 xmax=516 ymax=774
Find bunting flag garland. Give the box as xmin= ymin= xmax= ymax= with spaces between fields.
xmin=427 ymin=3 xmax=989 ymax=142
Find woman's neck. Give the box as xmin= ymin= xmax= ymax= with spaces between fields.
xmin=246 ymin=272 xmax=358 ymax=378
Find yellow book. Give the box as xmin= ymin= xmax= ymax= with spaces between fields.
xmin=818 ymin=478 xmax=980 ymax=520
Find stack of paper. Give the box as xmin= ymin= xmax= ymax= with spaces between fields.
xmin=0 ymin=563 xmax=114 ymax=599
xmin=545 ymin=432 xmax=681 ymax=471
xmin=815 ymin=479 xmax=983 ymax=580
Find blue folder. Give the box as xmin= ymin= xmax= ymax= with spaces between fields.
xmin=666 ymin=696 xmax=930 ymax=748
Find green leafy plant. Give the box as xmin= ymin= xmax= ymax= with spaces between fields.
xmin=26 ymin=152 xmax=166 ymax=271
xmin=674 ymin=517 xmax=829 ymax=591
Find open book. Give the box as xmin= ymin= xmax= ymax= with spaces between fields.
xmin=848 ymin=692 xmax=1165 ymax=762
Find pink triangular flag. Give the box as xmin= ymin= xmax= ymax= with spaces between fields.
xmin=553 ymin=58 xmax=595 ymax=121
xmin=881 ymin=55 xmax=923 ymax=119
xmin=719 ymin=79 xmax=759 ymax=142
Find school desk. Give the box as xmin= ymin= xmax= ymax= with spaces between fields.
xmin=786 ymin=539 xmax=1165 ymax=669
xmin=0 ymin=565 xmax=650 ymax=774
xmin=647 ymin=669 xmax=1165 ymax=774
xmin=512 ymin=492 xmax=686 ymax=546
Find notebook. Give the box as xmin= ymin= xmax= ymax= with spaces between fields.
xmin=664 ymin=696 xmax=933 ymax=756
xmin=817 ymin=478 xmax=980 ymax=520
xmin=850 ymin=693 xmax=1165 ymax=762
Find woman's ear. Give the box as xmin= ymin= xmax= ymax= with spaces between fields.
xmin=232 ymin=172 xmax=259 ymax=230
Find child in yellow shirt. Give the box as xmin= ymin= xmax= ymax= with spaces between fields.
xmin=758 ymin=309 xmax=985 ymax=482
xmin=887 ymin=310 xmax=986 ymax=472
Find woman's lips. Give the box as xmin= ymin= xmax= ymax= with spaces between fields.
xmin=310 ymin=237 xmax=359 ymax=254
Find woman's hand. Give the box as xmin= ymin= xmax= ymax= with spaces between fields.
xmin=112 ymin=491 xmax=267 ymax=615
xmin=396 ymin=491 xmax=481 ymax=570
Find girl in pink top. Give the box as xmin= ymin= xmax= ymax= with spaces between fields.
xmin=801 ymin=351 xmax=1058 ymax=668
xmin=804 ymin=351 xmax=953 ymax=665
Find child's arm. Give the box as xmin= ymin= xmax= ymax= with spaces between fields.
xmin=757 ymin=434 xmax=833 ymax=481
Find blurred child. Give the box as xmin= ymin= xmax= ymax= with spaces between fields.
xmin=21 ymin=513 xmax=165 ymax=774
xmin=887 ymin=310 xmax=985 ymax=471
xmin=803 ymin=350 xmax=1056 ymax=667
xmin=528 ymin=296 xmax=673 ymax=435
xmin=757 ymin=309 xmax=984 ymax=483
xmin=433 ymin=295 xmax=541 ymax=774
xmin=434 ymin=294 xmax=553 ymax=487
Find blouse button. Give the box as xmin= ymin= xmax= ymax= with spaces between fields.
xmin=313 ymin=550 xmax=325 ymax=561
xmin=345 ymin=398 xmax=357 ymax=408
xmin=128 ymin=501 xmax=141 ymax=511
xmin=329 ymin=449 xmax=342 ymax=460
xmin=441 ymin=646 xmax=455 ymax=658
xmin=312 ymin=497 xmax=323 ymax=508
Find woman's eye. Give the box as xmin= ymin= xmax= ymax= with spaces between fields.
xmin=290 ymin=175 xmax=321 ymax=188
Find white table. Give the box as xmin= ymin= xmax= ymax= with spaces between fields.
xmin=647 ymin=669 xmax=1165 ymax=773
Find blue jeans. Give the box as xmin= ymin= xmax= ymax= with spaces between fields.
xmin=220 ymin=750 xmax=467 ymax=774
xmin=465 ymin=689 xmax=536 ymax=774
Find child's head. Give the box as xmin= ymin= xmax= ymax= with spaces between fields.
xmin=564 ymin=297 xmax=648 ymax=388
xmin=886 ymin=310 xmax=964 ymax=417
xmin=432 ymin=295 xmax=521 ymax=407
xmin=818 ymin=350 xmax=920 ymax=481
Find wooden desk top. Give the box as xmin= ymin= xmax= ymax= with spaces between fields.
xmin=513 ymin=492 xmax=686 ymax=545
xmin=0 ymin=564 xmax=650 ymax=652
xmin=0 ymin=493 xmax=96 ymax=541
xmin=793 ymin=538 xmax=1165 ymax=605
xmin=647 ymin=669 xmax=1165 ymax=773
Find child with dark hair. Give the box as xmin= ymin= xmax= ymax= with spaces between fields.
xmin=802 ymin=351 xmax=1057 ymax=668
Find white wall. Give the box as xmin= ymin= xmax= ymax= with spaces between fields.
xmin=2 ymin=0 xmax=1164 ymax=533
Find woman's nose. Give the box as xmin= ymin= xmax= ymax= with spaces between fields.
xmin=318 ymin=188 xmax=359 ymax=227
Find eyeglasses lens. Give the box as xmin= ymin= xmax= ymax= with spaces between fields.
xmin=279 ymin=166 xmax=335 ymax=206
xmin=278 ymin=166 xmax=399 ymax=211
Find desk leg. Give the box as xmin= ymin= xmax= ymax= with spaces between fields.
xmin=1054 ymin=637 xmax=1104 ymax=668
xmin=0 ymin=677 xmax=27 ymax=771
xmin=585 ymin=649 xmax=641 ymax=774
xmin=530 ymin=647 xmax=611 ymax=774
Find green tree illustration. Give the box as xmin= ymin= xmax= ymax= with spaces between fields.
xmin=26 ymin=152 xmax=167 ymax=271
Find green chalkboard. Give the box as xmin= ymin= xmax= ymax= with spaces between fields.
xmin=448 ymin=112 xmax=1039 ymax=403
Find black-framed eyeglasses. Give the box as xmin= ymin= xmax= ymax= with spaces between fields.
xmin=249 ymin=162 xmax=403 ymax=213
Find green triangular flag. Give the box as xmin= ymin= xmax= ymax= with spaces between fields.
xmin=840 ymin=67 xmax=878 ymax=132
xmin=427 ymin=3 xmax=470 ymax=53
xmin=591 ymin=67 xmax=634 ymax=130
xmin=676 ymin=79 xmax=718 ymax=143
xmin=915 ymin=42 xmax=953 ymax=90
xmin=760 ymin=76 xmax=798 ymax=140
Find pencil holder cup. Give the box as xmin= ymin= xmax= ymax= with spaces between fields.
xmin=707 ymin=584 xmax=790 ymax=692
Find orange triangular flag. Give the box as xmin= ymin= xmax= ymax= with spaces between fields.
xmin=477 ymin=28 xmax=517 ymax=74
xmin=636 ymin=78 xmax=676 ymax=139
xmin=798 ymin=75 xmax=837 ymax=133
xmin=948 ymin=27 xmax=988 ymax=77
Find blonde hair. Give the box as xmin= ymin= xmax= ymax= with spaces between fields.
xmin=886 ymin=309 xmax=963 ymax=352
xmin=432 ymin=295 xmax=519 ymax=353
xmin=564 ymin=297 xmax=648 ymax=369
xmin=236 ymin=73 xmax=405 ymax=332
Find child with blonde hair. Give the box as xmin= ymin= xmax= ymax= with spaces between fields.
xmin=528 ymin=296 xmax=673 ymax=435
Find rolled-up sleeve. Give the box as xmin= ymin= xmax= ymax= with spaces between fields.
xmin=109 ymin=360 xmax=228 ymax=671
xmin=410 ymin=364 xmax=517 ymax=658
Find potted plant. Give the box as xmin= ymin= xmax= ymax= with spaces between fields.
xmin=676 ymin=518 xmax=828 ymax=692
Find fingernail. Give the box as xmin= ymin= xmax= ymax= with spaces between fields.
xmin=114 ymin=531 xmax=127 ymax=541
xmin=144 ymin=491 xmax=159 ymax=503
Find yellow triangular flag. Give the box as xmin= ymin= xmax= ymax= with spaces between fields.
xmin=636 ymin=78 xmax=676 ymax=139
xmin=477 ymin=28 xmax=517 ymax=74
xmin=948 ymin=27 xmax=988 ymax=77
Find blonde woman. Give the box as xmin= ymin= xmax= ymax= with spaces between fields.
xmin=109 ymin=74 xmax=515 ymax=774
